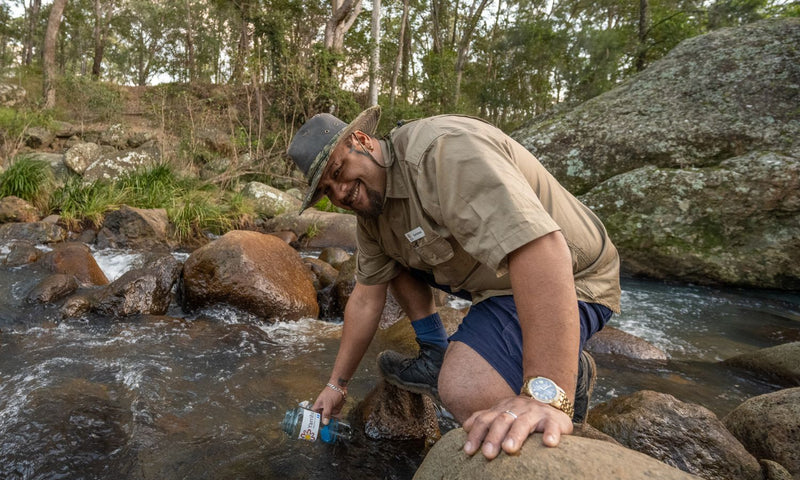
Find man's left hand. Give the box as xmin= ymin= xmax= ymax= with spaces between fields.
xmin=462 ymin=395 xmax=573 ymax=459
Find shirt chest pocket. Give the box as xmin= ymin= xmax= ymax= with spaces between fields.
xmin=412 ymin=233 xmax=455 ymax=266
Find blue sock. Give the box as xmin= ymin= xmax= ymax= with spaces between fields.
xmin=411 ymin=312 xmax=449 ymax=350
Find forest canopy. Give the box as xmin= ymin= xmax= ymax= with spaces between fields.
xmin=1 ymin=0 xmax=797 ymax=131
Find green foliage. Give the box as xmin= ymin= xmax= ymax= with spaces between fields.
xmin=168 ymin=189 xmax=229 ymax=241
xmin=0 ymin=156 xmax=54 ymax=209
xmin=313 ymin=196 xmax=351 ymax=214
xmin=116 ymin=163 xmax=191 ymax=209
xmin=57 ymin=75 xmax=123 ymax=123
xmin=50 ymin=177 xmax=123 ymax=229
xmin=0 ymin=107 xmax=52 ymax=139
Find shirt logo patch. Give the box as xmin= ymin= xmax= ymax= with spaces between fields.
xmin=404 ymin=227 xmax=426 ymax=243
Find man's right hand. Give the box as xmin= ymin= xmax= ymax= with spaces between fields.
xmin=312 ymin=384 xmax=346 ymax=425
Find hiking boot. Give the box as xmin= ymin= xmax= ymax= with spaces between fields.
xmin=377 ymin=339 xmax=445 ymax=400
xmin=573 ymin=350 xmax=597 ymax=423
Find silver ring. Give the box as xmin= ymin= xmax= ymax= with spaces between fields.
xmin=503 ymin=410 xmax=518 ymax=420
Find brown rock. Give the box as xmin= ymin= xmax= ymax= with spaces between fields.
xmin=93 ymin=255 xmax=180 ymax=317
xmin=354 ymin=381 xmax=440 ymax=442
xmin=61 ymin=294 xmax=92 ymax=318
xmin=96 ymin=205 xmax=171 ymax=251
xmin=269 ymin=230 xmax=298 ymax=245
xmin=27 ymin=274 xmax=78 ymax=303
xmin=759 ymin=459 xmax=793 ymax=480
xmin=0 ymin=196 xmax=40 ymax=223
xmin=303 ymin=257 xmax=339 ymax=290
xmin=263 ymin=210 xmax=357 ymax=249
xmin=179 ymin=230 xmax=318 ymax=321
xmin=413 ymin=428 xmax=700 ymax=480
xmin=3 ymin=239 xmax=40 ymax=266
xmin=586 ymin=326 xmax=669 ymax=360
xmin=723 ymin=388 xmax=800 ymax=478
xmin=0 ymin=221 xmax=66 ymax=244
xmin=318 ymin=247 xmax=351 ymax=270
xmin=40 ymin=242 xmax=108 ymax=286
xmin=588 ymin=390 xmax=762 ymax=480
xmin=723 ymin=342 xmax=800 ymax=387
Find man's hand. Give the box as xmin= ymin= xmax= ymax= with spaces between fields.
xmin=462 ymin=395 xmax=573 ymax=459
xmin=312 ymin=384 xmax=346 ymax=425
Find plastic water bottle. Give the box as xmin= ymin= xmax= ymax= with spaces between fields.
xmin=281 ymin=403 xmax=352 ymax=444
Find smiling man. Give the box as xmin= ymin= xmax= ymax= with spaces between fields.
xmin=287 ymin=105 xmax=621 ymax=459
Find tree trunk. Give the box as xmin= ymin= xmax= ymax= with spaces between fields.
xmin=231 ymin=0 xmax=252 ymax=84
xmin=43 ymin=0 xmax=67 ymax=109
xmin=389 ymin=0 xmax=409 ymax=106
xmin=454 ymin=0 xmax=491 ymax=106
xmin=635 ymin=0 xmax=649 ymax=72
xmin=324 ymin=0 xmax=363 ymax=54
xmin=24 ymin=0 xmax=41 ymax=65
xmin=369 ymin=0 xmax=380 ymax=106
xmin=185 ymin=0 xmax=195 ymax=81
xmin=92 ymin=0 xmax=114 ymax=79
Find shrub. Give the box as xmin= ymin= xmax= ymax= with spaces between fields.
xmin=50 ymin=177 xmax=123 ymax=229
xmin=0 ymin=156 xmax=54 ymax=209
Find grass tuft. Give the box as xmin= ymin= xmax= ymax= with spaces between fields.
xmin=0 ymin=156 xmax=55 ymax=210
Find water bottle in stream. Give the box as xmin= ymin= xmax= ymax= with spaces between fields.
xmin=281 ymin=402 xmax=352 ymax=444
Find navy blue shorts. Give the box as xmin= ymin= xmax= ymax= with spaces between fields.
xmin=448 ymin=295 xmax=613 ymax=393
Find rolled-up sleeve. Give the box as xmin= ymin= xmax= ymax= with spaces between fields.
xmin=355 ymin=219 xmax=400 ymax=285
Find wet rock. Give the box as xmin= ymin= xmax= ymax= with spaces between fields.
xmin=179 ymin=230 xmax=319 ymax=321
xmin=723 ymin=387 xmax=800 ymax=478
xmin=64 ymin=142 xmax=103 ymax=175
xmin=318 ymin=247 xmax=351 ymax=270
xmin=586 ymin=326 xmax=668 ymax=360
xmin=40 ymin=242 xmax=108 ymax=286
xmin=354 ymin=381 xmax=440 ymax=442
xmin=93 ymin=254 xmax=180 ymax=317
xmin=375 ymin=305 xmax=465 ymax=353
xmin=0 ymin=196 xmax=40 ymax=223
xmin=413 ymin=428 xmax=700 ymax=480
xmin=27 ymin=273 xmax=78 ymax=303
xmin=82 ymin=145 xmax=159 ymax=183
xmin=0 ymin=221 xmax=66 ymax=244
xmin=96 ymin=205 xmax=171 ymax=251
xmin=241 ymin=181 xmax=302 ymax=218
xmin=3 ymin=239 xmax=40 ymax=266
xmin=24 ymin=126 xmax=55 ymax=148
xmin=325 ymin=255 xmax=403 ymax=325
xmin=723 ymin=342 xmax=800 ymax=387
xmin=588 ymin=390 xmax=762 ymax=480
xmin=303 ymin=257 xmax=339 ymax=291
xmin=61 ymin=293 xmax=92 ymax=318
xmin=263 ymin=210 xmax=357 ymax=249
xmin=0 ymin=82 xmax=26 ymax=106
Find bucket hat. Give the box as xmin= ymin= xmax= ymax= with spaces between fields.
xmin=287 ymin=105 xmax=381 ymax=213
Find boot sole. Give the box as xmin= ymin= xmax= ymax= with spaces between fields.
xmin=382 ymin=372 xmax=440 ymax=401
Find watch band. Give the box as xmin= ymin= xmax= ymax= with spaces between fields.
xmin=521 ymin=376 xmax=575 ymax=418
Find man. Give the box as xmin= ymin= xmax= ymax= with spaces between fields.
xmin=287 ymin=105 xmax=620 ymax=460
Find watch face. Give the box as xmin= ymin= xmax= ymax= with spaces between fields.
xmin=529 ymin=377 xmax=558 ymax=403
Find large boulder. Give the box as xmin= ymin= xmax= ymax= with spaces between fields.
xmin=39 ymin=242 xmax=109 ymax=286
xmin=96 ymin=205 xmax=172 ymax=251
xmin=64 ymin=142 xmax=104 ymax=175
xmin=723 ymin=342 xmax=800 ymax=387
xmin=588 ymin=390 xmax=762 ymax=480
xmin=240 ymin=181 xmax=302 ymax=217
xmin=723 ymin=388 xmax=800 ymax=478
xmin=0 ymin=196 xmax=40 ymax=223
xmin=413 ymin=428 xmax=700 ymax=480
xmin=23 ymin=126 xmax=55 ymax=149
xmin=93 ymin=254 xmax=180 ymax=317
xmin=81 ymin=145 xmax=160 ymax=183
xmin=0 ymin=221 xmax=66 ymax=244
xmin=511 ymin=19 xmax=800 ymax=289
xmin=263 ymin=210 xmax=357 ymax=249
xmin=178 ymin=230 xmax=319 ymax=321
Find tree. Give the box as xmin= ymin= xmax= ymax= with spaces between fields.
xmin=325 ymin=0 xmax=363 ymax=55
xmin=91 ymin=0 xmax=115 ymax=79
xmin=369 ymin=0 xmax=381 ymax=105
xmin=23 ymin=0 xmax=42 ymax=65
xmin=43 ymin=0 xmax=68 ymax=109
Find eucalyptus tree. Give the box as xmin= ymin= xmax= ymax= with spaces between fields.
xmin=43 ymin=0 xmax=68 ymax=108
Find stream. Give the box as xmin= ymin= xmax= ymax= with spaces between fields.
xmin=0 ymin=247 xmax=798 ymax=479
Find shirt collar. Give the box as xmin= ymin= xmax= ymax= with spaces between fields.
xmin=380 ymin=138 xmax=408 ymax=199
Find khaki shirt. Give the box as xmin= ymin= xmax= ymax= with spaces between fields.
xmin=356 ymin=115 xmax=621 ymax=312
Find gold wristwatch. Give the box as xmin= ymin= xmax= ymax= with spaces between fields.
xmin=521 ymin=376 xmax=574 ymax=418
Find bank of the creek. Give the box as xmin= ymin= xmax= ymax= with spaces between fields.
xmin=0 ymin=247 xmax=797 ymax=479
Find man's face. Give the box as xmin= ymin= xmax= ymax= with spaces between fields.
xmin=317 ymin=132 xmax=385 ymax=220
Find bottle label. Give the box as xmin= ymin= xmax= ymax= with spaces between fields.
xmin=298 ymin=408 xmax=321 ymax=442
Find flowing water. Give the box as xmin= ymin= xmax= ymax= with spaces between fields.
xmin=0 ymin=248 xmax=798 ymax=479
